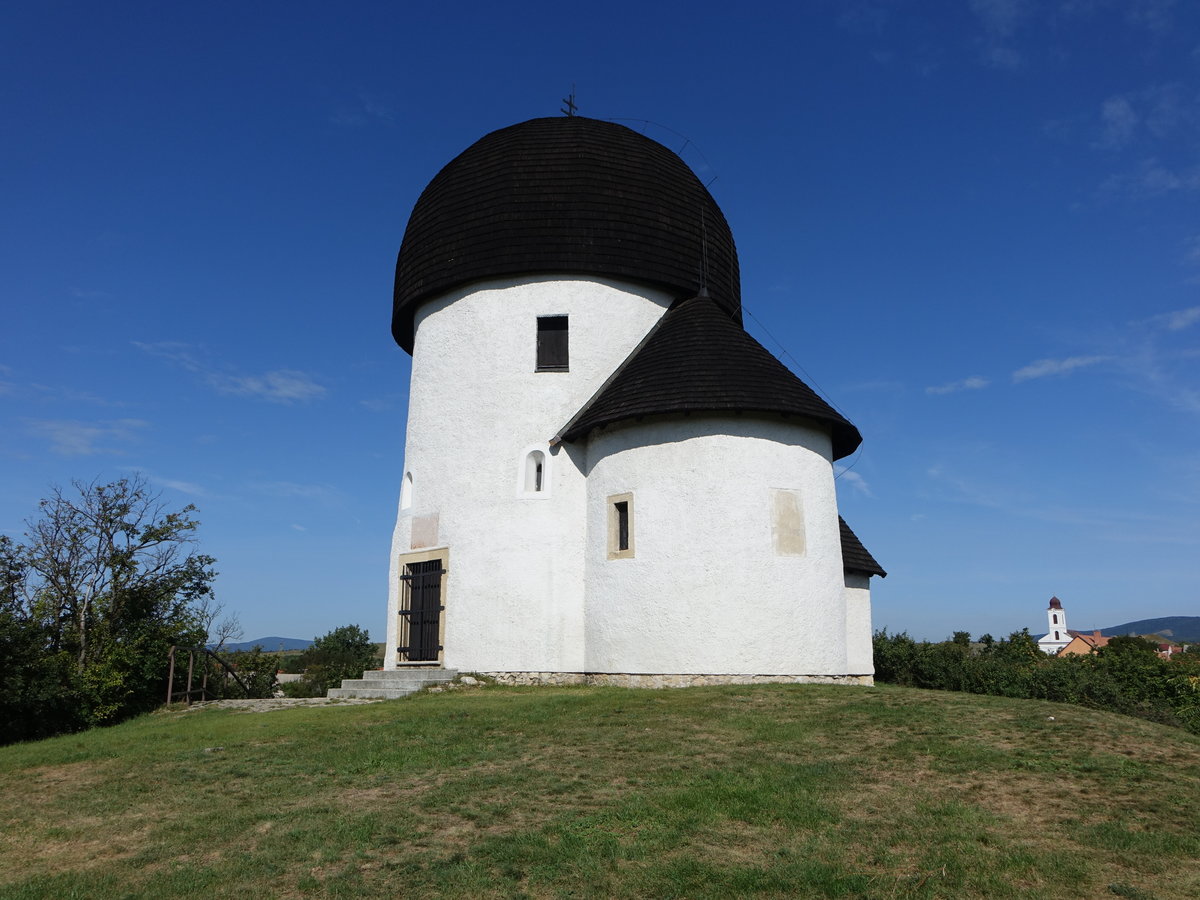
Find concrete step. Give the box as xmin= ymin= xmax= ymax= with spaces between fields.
xmin=354 ymin=668 xmax=458 ymax=683
xmin=327 ymin=668 xmax=458 ymax=700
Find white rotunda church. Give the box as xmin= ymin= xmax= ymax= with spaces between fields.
xmin=382 ymin=116 xmax=885 ymax=687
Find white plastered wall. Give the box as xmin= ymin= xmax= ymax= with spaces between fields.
xmin=386 ymin=276 xmax=675 ymax=671
xmin=843 ymin=572 xmax=875 ymax=676
xmin=582 ymin=416 xmax=850 ymax=676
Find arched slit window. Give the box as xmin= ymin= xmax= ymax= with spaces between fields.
xmin=400 ymin=472 xmax=413 ymax=510
xmin=1052 ymin=614 xmax=1058 ymax=624
xmin=525 ymin=450 xmax=545 ymax=493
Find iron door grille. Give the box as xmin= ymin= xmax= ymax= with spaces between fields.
xmin=398 ymin=559 xmax=445 ymax=662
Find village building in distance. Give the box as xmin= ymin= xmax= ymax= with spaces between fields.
xmin=1036 ymin=596 xmax=1185 ymax=658
xmin=1038 ymin=596 xmax=1115 ymax=656
xmin=348 ymin=115 xmax=888 ymax=695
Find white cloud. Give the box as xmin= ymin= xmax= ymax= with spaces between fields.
xmin=1093 ymin=84 xmax=1194 ymax=153
xmin=835 ymin=466 xmax=874 ymax=498
xmin=1119 ymin=337 xmax=1200 ymax=414
xmin=926 ymin=376 xmax=990 ymax=395
xmin=121 ymin=468 xmax=210 ymax=497
xmin=133 ymin=341 xmax=326 ymax=404
xmin=212 ymin=370 xmax=326 ymax=403
xmin=1148 ymin=305 xmax=1200 ymax=331
xmin=158 ymin=477 xmax=208 ymax=497
xmin=1012 ymin=355 xmax=1109 ymax=382
xmin=25 ymin=418 xmax=148 ymax=456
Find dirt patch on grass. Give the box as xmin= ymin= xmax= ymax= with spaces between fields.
xmin=3 ymin=760 xmax=117 ymax=803
xmin=1 ymin=821 xmax=155 ymax=882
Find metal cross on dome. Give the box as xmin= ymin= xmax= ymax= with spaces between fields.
xmin=561 ymin=86 xmax=577 ymax=117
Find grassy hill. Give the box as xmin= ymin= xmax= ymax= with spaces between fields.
xmin=2 ymin=684 xmax=1197 ymax=899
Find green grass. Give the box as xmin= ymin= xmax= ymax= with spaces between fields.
xmin=2 ymin=684 xmax=1198 ymax=899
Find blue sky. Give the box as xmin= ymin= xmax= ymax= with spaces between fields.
xmin=2 ymin=1 xmax=1197 ymax=643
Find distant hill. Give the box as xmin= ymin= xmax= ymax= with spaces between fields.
xmin=218 ymin=637 xmax=312 ymax=652
xmin=1100 ymin=616 xmax=1200 ymax=643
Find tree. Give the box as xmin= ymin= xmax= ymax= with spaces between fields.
xmin=284 ymin=624 xmax=378 ymax=697
xmin=1 ymin=476 xmax=219 ymax=743
xmin=1101 ymin=635 xmax=1160 ymax=658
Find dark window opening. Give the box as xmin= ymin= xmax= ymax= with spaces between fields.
xmin=537 ymin=316 xmax=569 ymax=371
xmin=615 ymin=501 xmax=629 ymax=551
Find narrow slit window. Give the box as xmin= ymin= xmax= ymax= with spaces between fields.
xmin=536 ymin=316 xmax=569 ymax=371
xmin=607 ymin=492 xmax=634 ymax=559
xmin=615 ymin=502 xmax=629 ymax=550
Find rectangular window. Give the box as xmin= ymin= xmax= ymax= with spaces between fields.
xmin=607 ymin=492 xmax=634 ymax=559
xmin=536 ymin=316 xmax=569 ymax=371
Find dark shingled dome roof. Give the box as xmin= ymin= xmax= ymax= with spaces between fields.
xmin=392 ymin=116 xmax=741 ymax=352
xmin=558 ymin=293 xmax=862 ymax=460
xmin=839 ymin=517 xmax=886 ymax=578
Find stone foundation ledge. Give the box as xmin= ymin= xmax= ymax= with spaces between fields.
xmin=480 ymin=672 xmax=874 ymax=688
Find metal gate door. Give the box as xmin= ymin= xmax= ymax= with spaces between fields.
xmin=397 ymin=559 xmax=444 ymax=662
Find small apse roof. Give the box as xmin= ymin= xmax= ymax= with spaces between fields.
xmin=839 ymin=516 xmax=887 ymax=578
xmin=392 ymin=116 xmax=741 ymax=352
xmin=558 ymin=293 xmax=863 ymax=460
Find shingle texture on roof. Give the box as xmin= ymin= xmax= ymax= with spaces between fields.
xmin=558 ymin=293 xmax=862 ymax=460
xmin=839 ymin=517 xmax=886 ymax=577
xmin=392 ymin=116 xmax=740 ymax=352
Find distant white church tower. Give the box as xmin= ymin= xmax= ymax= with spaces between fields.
xmin=1037 ymin=596 xmax=1071 ymax=655
xmin=383 ymin=116 xmax=885 ymax=686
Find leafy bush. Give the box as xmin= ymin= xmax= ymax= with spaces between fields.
xmin=219 ymin=647 xmax=280 ymax=699
xmin=286 ymin=624 xmax=379 ymax=696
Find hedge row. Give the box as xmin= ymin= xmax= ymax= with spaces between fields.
xmin=872 ymin=629 xmax=1200 ymax=734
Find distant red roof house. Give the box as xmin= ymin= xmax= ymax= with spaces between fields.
xmin=1057 ymin=630 xmax=1111 ymax=656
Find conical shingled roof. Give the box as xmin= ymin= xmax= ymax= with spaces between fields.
xmin=392 ymin=116 xmax=741 ymax=353
xmin=839 ymin=516 xmax=886 ymax=577
xmin=557 ymin=293 xmax=862 ymax=460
